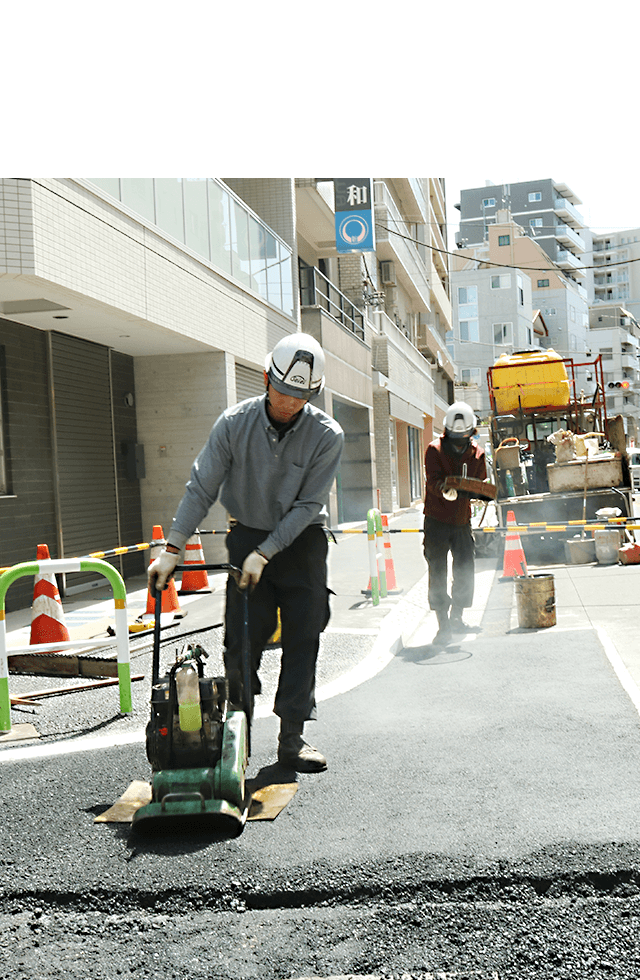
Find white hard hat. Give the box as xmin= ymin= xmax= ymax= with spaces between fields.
xmin=265 ymin=333 xmax=325 ymax=399
xmin=444 ymin=402 xmax=477 ymax=440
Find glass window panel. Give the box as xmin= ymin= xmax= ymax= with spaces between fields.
xmin=230 ymin=200 xmax=251 ymax=287
xmin=155 ymin=179 xmax=185 ymax=243
xmin=460 ymin=319 xmax=479 ymax=342
xmin=88 ymin=178 xmax=121 ymax=200
xmin=208 ymin=181 xmax=232 ymax=276
xmin=267 ymin=235 xmax=283 ymax=308
xmin=458 ymin=303 xmax=477 ymax=320
xmin=121 ymin=179 xmax=155 ymax=223
xmin=280 ymin=248 xmax=294 ymax=318
xmin=184 ymin=179 xmax=210 ymax=260
xmin=248 ymin=214 xmax=268 ymax=300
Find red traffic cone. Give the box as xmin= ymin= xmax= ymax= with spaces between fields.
xmin=146 ymin=525 xmax=184 ymax=617
xmin=381 ymin=514 xmax=399 ymax=591
xmin=178 ymin=533 xmax=211 ymax=595
xmin=30 ymin=544 xmax=70 ymax=651
xmin=501 ymin=510 xmax=528 ymax=580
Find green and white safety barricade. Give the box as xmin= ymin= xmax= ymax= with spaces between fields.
xmin=366 ymin=508 xmax=387 ymax=606
xmin=0 ymin=557 xmax=132 ymax=733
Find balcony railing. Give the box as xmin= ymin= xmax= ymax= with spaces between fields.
xmin=299 ymin=264 xmax=365 ymax=341
xmin=554 ymin=196 xmax=585 ymax=228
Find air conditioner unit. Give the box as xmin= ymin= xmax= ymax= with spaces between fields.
xmin=380 ymin=261 xmax=396 ymax=286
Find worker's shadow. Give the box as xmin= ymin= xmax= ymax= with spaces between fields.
xmin=398 ymin=641 xmax=472 ymax=665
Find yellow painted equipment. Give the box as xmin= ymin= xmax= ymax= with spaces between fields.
xmin=489 ymin=349 xmax=571 ymax=414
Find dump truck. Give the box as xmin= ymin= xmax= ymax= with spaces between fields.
xmin=480 ymin=348 xmax=635 ymax=562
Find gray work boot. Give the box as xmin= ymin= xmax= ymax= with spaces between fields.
xmin=433 ymin=608 xmax=452 ymax=647
xmin=278 ymin=721 xmax=327 ymax=773
xmin=450 ymin=606 xmax=471 ymax=632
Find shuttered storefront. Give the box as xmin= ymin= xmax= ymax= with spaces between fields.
xmin=235 ymin=364 xmax=264 ymax=402
xmin=50 ymin=333 xmax=120 ymax=591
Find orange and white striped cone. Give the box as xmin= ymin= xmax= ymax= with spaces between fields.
xmin=30 ymin=543 xmax=70 ymax=652
xmin=146 ymin=525 xmax=184 ymax=617
xmin=363 ymin=515 xmax=401 ymax=595
xmin=178 ymin=533 xmax=211 ymax=595
xmin=381 ymin=514 xmax=400 ymax=592
xmin=500 ymin=510 xmax=528 ymax=580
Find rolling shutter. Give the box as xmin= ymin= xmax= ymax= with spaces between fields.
xmin=235 ymin=364 xmax=264 ymax=402
xmin=50 ymin=333 xmax=119 ymax=587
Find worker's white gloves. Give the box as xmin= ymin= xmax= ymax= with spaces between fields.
xmin=148 ymin=549 xmax=180 ymax=591
xmin=239 ymin=550 xmax=268 ymax=590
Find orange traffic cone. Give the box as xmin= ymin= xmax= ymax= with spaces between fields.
xmin=30 ymin=543 xmax=70 ymax=651
xmin=501 ymin=510 xmax=528 ymax=580
xmin=178 ymin=533 xmax=211 ymax=595
xmin=146 ymin=525 xmax=184 ymax=617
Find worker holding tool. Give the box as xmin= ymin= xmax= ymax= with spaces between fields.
xmin=423 ymin=402 xmax=486 ymax=646
xmin=148 ymin=333 xmax=344 ymax=773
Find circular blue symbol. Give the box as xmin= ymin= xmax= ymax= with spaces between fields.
xmin=339 ymin=214 xmax=368 ymax=245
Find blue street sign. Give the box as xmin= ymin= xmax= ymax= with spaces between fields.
xmin=335 ymin=208 xmax=375 ymax=253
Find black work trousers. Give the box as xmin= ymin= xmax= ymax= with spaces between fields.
xmin=422 ymin=516 xmax=475 ymax=614
xmin=224 ymin=523 xmax=330 ymax=724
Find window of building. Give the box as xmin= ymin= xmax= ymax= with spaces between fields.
xmin=457 ymin=285 xmax=477 ymax=305
xmin=601 ymin=347 xmax=613 ymax=360
xmin=528 ymin=192 xmax=542 ymax=202
xmin=445 ymin=329 xmax=454 ymax=359
xmin=530 ymin=218 xmax=543 ymax=228
xmin=482 ymin=198 xmax=496 ymax=208
xmin=537 ymin=279 xmax=550 ymax=287
xmin=544 ymin=308 xmax=557 ymax=316
xmin=461 ymin=367 xmax=481 ymax=385
xmin=493 ymin=322 xmax=513 ymax=346
xmin=460 ymin=319 xmax=479 ymax=343
xmin=517 ymin=274 xmax=524 ymax=306
xmin=570 ymin=333 xmax=578 ymax=350
xmin=498 ymin=235 xmax=510 ymax=246
xmin=491 ymin=274 xmax=511 ymax=289
xmin=87 ymin=177 xmax=295 ymax=318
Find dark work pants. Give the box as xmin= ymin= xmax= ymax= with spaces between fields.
xmin=224 ymin=523 xmax=330 ymax=724
xmin=422 ymin=516 xmax=476 ymax=614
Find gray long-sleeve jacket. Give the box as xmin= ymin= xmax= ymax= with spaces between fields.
xmin=166 ymin=395 xmax=344 ymax=559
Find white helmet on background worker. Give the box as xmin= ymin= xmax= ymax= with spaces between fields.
xmin=443 ymin=401 xmax=477 ymax=454
xmin=265 ymin=333 xmax=325 ymax=400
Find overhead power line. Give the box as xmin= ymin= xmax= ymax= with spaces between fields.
xmin=376 ymin=223 xmax=640 ymax=274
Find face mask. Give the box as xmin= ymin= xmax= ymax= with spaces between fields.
xmin=446 ymin=436 xmax=470 ymax=456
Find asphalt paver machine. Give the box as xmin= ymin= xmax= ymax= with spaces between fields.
xmin=132 ymin=564 xmax=252 ymax=835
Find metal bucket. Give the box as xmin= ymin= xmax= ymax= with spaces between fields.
xmin=515 ymin=574 xmax=556 ymax=629
xmin=594 ymin=529 xmax=621 ymax=565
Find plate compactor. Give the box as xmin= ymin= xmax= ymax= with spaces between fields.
xmin=133 ymin=564 xmax=253 ymax=835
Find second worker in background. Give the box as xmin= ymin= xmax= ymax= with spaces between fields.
xmin=423 ymin=402 xmax=486 ymax=647
xmin=148 ymin=333 xmax=344 ymax=772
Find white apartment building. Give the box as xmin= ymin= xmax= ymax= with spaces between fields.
xmin=589 ymin=228 xmax=640 ymax=324
xmin=588 ymin=304 xmax=640 ymax=443
xmin=0 ymin=177 xmax=450 ymax=609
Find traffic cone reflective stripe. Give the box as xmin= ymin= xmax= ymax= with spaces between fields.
xmin=146 ymin=525 xmax=184 ymax=617
xmin=178 ymin=534 xmax=211 ymax=595
xmin=501 ymin=510 xmax=528 ymax=580
xmin=30 ymin=543 xmax=70 ymax=651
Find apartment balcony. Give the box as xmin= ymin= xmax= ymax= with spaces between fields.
xmin=621 ymin=352 xmax=639 ymax=369
xmin=299 ymin=263 xmax=365 ymax=341
xmin=557 ymin=249 xmax=586 ymax=276
xmin=416 ymin=317 xmax=455 ymax=382
xmin=386 ymin=178 xmax=428 ymax=223
xmin=374 ymin=181 xmax=431 ymax=311
xmin=373 ymin=310 xmax=435 ymax=420
xmin=554 ymin=197 xmax=585 ymax=228
xmin=555 ymin=222 xmax=585 ymax=253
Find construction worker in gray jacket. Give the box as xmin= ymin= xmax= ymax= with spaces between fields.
xmin=148 ymin=333 xmax=344 ymax=772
